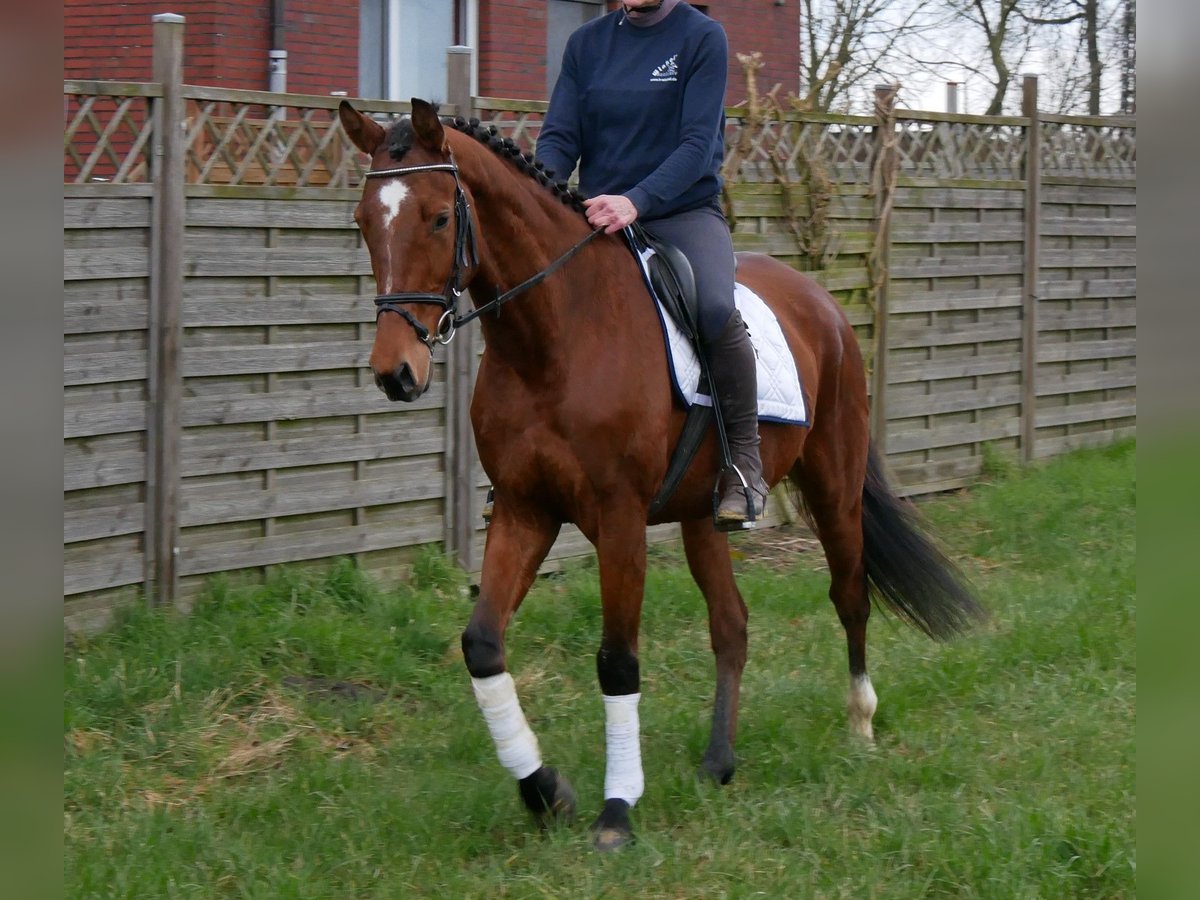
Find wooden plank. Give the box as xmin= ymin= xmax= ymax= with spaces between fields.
xmin=890 ymin=286 xmax=1022 ymax=313
xmin=1040 ymin=249 xmax=1137 ymax=269
xmin=177 ymin=519 xmax=441 ymax=577
xmin=180 ymin=474 xmax=443 ymax=528
xmin=1039 ymin=184 xmax=1136 ymax=206
xmin=1035 ymin=398 xmax=1136 ymax=428
xmin=65 ymin=503 xmax=145 ymax=543
xmin=890 ymin=354 xmax=1021 ymax=383
xmin=180 ymin=425 xmax=443 ymax=477
xmin=1039 ymin=307 xmax=1136 ymax=330
xmin=181 ymin=296 xmax=372 ymax=327
xmin=64 ymin=247 xmax=151 ymax=280
xmin=64 ymin=540 xmax=144 ymax=595
xmin=63 ymin=296 xmax=150 ymax=336
xmin=66 ymin=79 xmax=162 ymax=97
xmin=64 ymin=349 xmax=147 ymax=385
xmin=1034 ymin=425 xmax=1136 ymax=458
xmin=1040 ymin=112 xmax=1135 ymax=128
xmin=1039 ymin=278 xmax=1136 ymax=300
xmin=1040 ymin=218 xmax=1137 ymax=238
xmin=887 ymin=419 xmax=1022 ymax=454
xmin=181 ymin=341 xmax=372 ymax=376
xmin=894 ymin=187 xmax=1024 ymax=209
xmin=65 ymin=401 xmax=147 ymax=438
xmin=1037 ymin=338 xmax=1136 ymax=363
xmin=64 ymin=445 xmax=145 ymax=491
xmin=1041 ymin=175 xmax=1136 ymax=189
xmin=186 ymin=184 xmax=362 ymax=202
xmin=64 ymin=198 xmax=152 ymax=229
xmin=890 ymin=320 xmax=1022 ymax=350
xmin=180 ymin=246 xmax=371 ymax=277
xmin=186 ymin=197 xmax=358 ymax=228
xmin=1036 ymin=367 xmax=1136 ymax=397
xmin=889 ymin=384 xmax=1021 ymax=418
xmin=891 ymin=223 xmax=1025 ymax=243
xmin=896 ymin=110 xmax=1032 ymax=127
xmin=890 ymin=256 xmax=1025 ymax=279
xmin=180 ymin=383 xmax=443 ymax=428
xmin=64 ymin=184 xmax=154 ymax=201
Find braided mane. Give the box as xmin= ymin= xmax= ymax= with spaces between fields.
xmin=383 ymin=112 xmax=590 ymax=216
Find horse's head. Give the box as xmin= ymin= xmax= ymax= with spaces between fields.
xmin=340 ymin=98 xmax=474 ymax=402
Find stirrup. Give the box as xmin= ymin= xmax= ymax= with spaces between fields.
xmin=713 ymin=465 xmax=764 ymax=532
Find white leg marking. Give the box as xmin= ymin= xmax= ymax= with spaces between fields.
xmin=603 ymin=693 xmax=645 ymax=806
xmin=471 ymin=673 xmax=542 ymax=779
xmin=378 ymin=180 xmax=410 ymax=229
xmin=847 ymin=674 xmax=878 ymax=741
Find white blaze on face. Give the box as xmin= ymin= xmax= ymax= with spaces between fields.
xmin=377 ymin=179 xmax=411 ymax=229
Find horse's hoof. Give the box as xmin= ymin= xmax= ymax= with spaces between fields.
xmin=518 ymin=766 xmax=576 ymax=825
xmin=699 ymin=757 xmax=736 ymax=785
xmin=589 ymin=798 xmax=635 ymax=852
xmin=700 ymin=748 xmax=736 ymax=785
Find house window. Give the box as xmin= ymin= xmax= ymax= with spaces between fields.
xmin=547 ymin=0 xmax=604 ymax=95
xmin=360 ymin=0 xmax=477 ymax=101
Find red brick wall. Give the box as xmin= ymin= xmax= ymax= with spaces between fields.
xmin=64 ymin=1 xmax=795 ymax=103
xmin=64 ymin=0 xmax=357 ymax=96
xmin=478 ymin=0 xmax=548 ymax=100
xmin=476 ymin=1 xmax=799 ymax=104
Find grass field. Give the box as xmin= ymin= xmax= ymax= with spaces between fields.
xmin=64 ymin=440 xmax=1135 ymax=898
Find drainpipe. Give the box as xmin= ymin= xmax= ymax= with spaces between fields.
xmin=269 ymin=0 xmax=287 ymax=93
xmin=268 ymin=0 xmax=287 ymax=117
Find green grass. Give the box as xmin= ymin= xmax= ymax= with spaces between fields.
xmin=65 ymin=440 xmax=1135 ymax=898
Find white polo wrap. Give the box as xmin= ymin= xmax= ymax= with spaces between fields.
xmin=603 ymin=692 xmax=644 ymax=806
xmin=471 ymin=672 xmax=542 ymax=780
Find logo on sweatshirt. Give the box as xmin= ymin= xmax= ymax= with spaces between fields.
xmin=650 ymin=54 xmax=679 ymax=82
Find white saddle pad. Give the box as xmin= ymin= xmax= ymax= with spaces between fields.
xmin=633 ymin=246 xmax=808 ymax=425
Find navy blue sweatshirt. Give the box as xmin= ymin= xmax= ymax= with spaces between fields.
xmin=535 ymin=3 xmax=728 ymax=221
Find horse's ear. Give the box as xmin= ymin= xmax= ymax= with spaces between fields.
xmin=339 ymin=100 xmax=386 ymax=155
xmin=410 ymin=98 xmax=446 ymax=152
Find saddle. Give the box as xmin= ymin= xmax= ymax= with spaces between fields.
xmin=622 ymin=224 xmax=744 ymax=521
xmin=625 ymin=223 xmax=702 ymax=344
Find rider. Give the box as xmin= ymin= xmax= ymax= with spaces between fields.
xmin=535 ymin=0 xmax=767 ymax=529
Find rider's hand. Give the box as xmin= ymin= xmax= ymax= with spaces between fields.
xmin=584 ymin=194 xmax=639 ymax=234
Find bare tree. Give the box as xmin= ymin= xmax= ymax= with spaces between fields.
xmin=939 ymin=0 xmax=1035 ymax=115
xmin=798 ymin=0 xmax=947 ymax=112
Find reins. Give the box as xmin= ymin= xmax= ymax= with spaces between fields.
xmin=364 ymin=155 xmax=600 ymax=351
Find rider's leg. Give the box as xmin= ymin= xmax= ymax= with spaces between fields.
xmin=641 ymin=205 xmax=767 ymax=528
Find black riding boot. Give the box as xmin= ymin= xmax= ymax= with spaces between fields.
xmin=707 ymin=309 xmax=768 ymax=530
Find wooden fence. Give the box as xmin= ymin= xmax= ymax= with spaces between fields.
xmin=63 ymin=17 xmax=1135 ymax=632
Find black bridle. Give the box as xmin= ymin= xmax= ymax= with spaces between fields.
xmin=364 ymin=154 xmax=601 ymax=351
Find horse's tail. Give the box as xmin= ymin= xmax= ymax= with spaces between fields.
xmin=861 ymin=442 xmax=986 ymax=640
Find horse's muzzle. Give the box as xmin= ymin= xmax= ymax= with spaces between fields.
xmin=373 ymin=362 xmax=424 ymax=402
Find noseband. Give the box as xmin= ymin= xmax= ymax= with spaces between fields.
xmin=364 ymin=154 xmax=601 ymax=352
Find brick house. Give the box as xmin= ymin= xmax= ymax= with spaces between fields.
xmin=64 ymin=1 xmax=800 ymax=105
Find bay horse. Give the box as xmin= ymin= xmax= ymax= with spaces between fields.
xmin=339 ymin=99 xmax=983 ymax=851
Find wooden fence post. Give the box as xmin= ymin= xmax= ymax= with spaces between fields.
xmin=869 ymin=84 xmax=898 ymax=454
xmin=444 ymin=45 xmax=478 ymax=571
xmin=146 ymin=14 xmax=185 ymax=606
xmin=1021 ymin=74 xmax=1041 ymax=463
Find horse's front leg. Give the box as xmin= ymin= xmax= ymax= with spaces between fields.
xmin=460 ymin=504 xmax=575 ymax=825
xmin=588 ymin=508 xmax=649 ymax=852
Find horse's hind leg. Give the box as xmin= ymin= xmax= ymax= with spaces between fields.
xmin=790 ymin=436 xmax=877 ymax=741
xmin=680 ymin=518 xmax=748 ymax=784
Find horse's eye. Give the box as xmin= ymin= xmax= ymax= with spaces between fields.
xmin=433 ymin=212 xmax=451 ymax=232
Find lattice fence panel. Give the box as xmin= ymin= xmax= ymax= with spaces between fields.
xmin=181 ymin=96 xmax=409 ymax=189
xmin=1041 ymin=121 xmax=1136 ymax=178
xmin=895 ymin=118 xmax=1026 ymax=181
xmin=64 ymin=85 xmax=156 ymax=184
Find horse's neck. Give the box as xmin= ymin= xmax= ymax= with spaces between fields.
xmin=464 ymin=165 xmax=642 ymax=377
